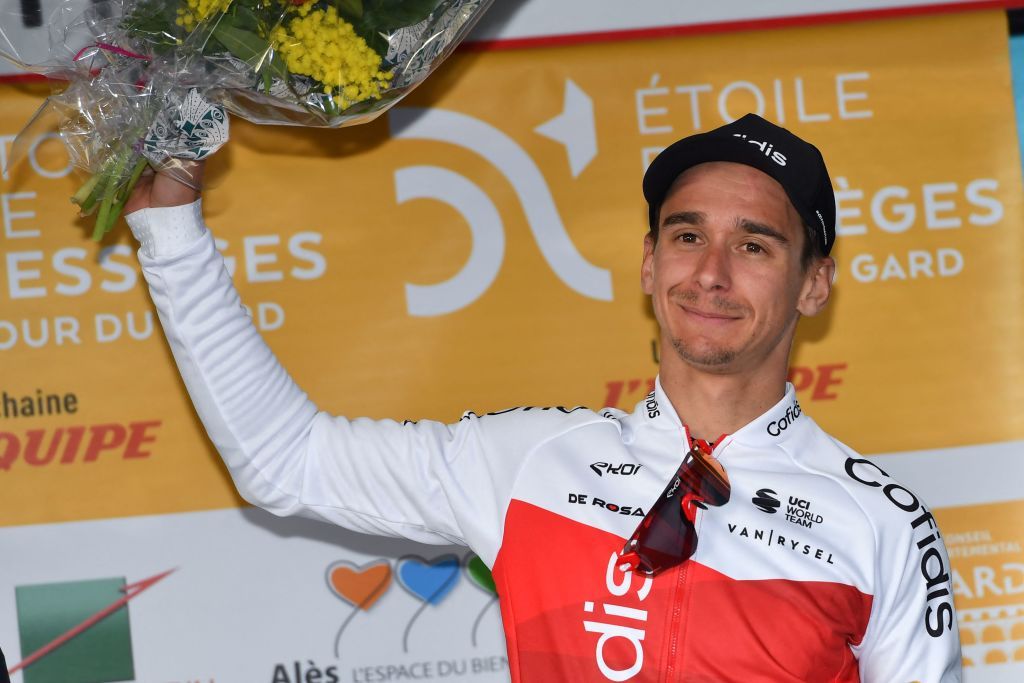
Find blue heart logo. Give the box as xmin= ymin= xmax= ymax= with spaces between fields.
xmin=396 ymin=555 xmax=460 ymax=606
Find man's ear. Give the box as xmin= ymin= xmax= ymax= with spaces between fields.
xmin=642 ymin=233 xmax=656 ymax=295
xmin=797 ymin=256 xmax=835 ymax=316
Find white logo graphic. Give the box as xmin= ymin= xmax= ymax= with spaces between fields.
xmin=392 ymin=165 xmax=505 ymax=317
xmin=583 ymin=552 xmax=653 ymax=681
xmin=732 ymin=133 xmax=787 ymax=166
xmin=534 ymin=78 xmax=597 ymax=178
xmin=389 ymin=82 xmax=611 ymax=317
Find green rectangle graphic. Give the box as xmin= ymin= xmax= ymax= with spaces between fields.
xmin=15 ymin=577 xmax=135 ymax=683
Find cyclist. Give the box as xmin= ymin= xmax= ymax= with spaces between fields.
xmin=125 ymin=114 xmax=961 ymax=682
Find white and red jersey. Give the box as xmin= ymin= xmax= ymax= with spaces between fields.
xmin=128 ymin=203 xmax=962 ymax=683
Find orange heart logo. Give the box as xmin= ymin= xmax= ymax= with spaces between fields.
xmin=325 ymin=561 xmax=392 ymax=611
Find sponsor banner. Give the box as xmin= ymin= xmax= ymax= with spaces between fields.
xmin=0 ymin=9 xmax=1019 ymax=520
xmin=0 ymin=508 xmax=507 ymax=683
xmin=936 ymin=501 xmax=1024 ymax=677
xmin=0 ymin=11 xmax=1021 ymax=682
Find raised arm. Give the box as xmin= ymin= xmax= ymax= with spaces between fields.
xmin=124 ymin=168 xmax=520 ymax=563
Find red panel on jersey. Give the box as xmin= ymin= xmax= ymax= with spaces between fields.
xmin=493 ymin=500 xmax=872 ymax=682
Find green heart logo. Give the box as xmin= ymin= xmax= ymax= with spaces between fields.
xmin=465 ymin=555 xmax=497 ymax=596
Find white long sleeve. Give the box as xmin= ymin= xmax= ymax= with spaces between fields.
xmin=126 ymin=202 xmax=539 ymax=562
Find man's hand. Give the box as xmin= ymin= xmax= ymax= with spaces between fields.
xmin=124 ymin=161 xmax=205 ymax=215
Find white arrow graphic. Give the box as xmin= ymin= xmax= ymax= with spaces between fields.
xmin=390 ymin=107 xmax=612 ymax=303
xmin=534 ymin=78 xmax=597 ymax=178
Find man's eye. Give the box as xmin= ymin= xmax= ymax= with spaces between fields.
xmin=744 ymin=242 xmax=765 ymax=254
xmin=676 ymin=232 xmax=698 ymax=243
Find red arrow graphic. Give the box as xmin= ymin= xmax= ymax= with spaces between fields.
xmin=8 ymin=569 xmax=175 ymax=675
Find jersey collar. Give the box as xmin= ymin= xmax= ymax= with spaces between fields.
xmin=726 ymin=384 xmax=808 ymax=449
xmin=638 ymin=378 xmax=685 ymax=432
xmin=645 ymin=377 xmax=809 ymax=449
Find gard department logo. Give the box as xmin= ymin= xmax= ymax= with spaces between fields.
xmin=752 ymin=488 xmax=781 ymax=514
xmin=10 ymin=571 xmax=172 ymax=683
xmin=936 ymin=501 xmax=1024 ymax=671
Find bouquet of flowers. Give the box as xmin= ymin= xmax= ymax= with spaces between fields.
xmin=0 ymin=0 xmax=492 ymax=238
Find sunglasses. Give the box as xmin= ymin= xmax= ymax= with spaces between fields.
xmin=618 ymin=444 xmax=731 ymax=576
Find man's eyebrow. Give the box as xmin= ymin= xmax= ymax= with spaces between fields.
xmin=739 ymin=218 xmax=790 ymax=246
xmin=661 ymin=211 xmax=705 ymax=228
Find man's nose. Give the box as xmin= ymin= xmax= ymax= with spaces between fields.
xmin=694 ymin=243 xmax=731 ymax=291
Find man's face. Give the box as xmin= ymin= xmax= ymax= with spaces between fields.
xmin=641 ymin=161 xmax=834 ymax=375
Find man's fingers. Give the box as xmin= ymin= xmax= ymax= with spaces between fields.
xmin=151 ymin=160 xmax=204 ymax=208
xmin=123 ymin=172 xmax=154 ymax=216
xmin=123 ymin=159 xmax=206 ymax=216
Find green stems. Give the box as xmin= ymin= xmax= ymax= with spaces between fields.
xmin=71 ymin=172 xmax=103 ymax=209
xmin=92 ymin=151 xmax=129 ymax=240
xmin=73 ymin=148 xmax=151 ymax=241
xmin=105 ymin=156 xmax=150 ymax=235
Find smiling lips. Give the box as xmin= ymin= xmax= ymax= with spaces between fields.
xmin=681 ymin=304 xmax=740 ymax=321
xmin=670 ymin=289 xmax=747 ymax=324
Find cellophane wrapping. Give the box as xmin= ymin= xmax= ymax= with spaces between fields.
xmin=0 ymin=0 xmax=493 ymax=237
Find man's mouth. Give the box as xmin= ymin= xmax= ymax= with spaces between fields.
xmin=679 ymin=304 xmax=741 ymax=321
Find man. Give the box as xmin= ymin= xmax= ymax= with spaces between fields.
xmin=125 ymin=114 xmax=961 ymax=681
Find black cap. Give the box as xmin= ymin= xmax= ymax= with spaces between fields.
xmin=643 ymin=113 xmax=836 ymax=256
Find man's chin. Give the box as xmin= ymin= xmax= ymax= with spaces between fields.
xmin=670 ymin=338 xmax=738 ymax=370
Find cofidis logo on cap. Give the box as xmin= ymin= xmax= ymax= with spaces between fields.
xmin=732 ymin=133 xmax=787 ymax=166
